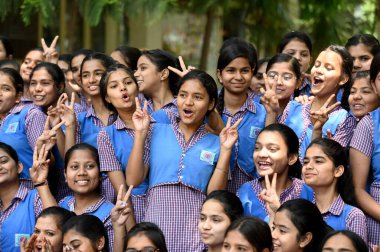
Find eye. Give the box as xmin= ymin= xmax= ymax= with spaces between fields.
xmin=212 ymin=217 xmax=221 ymax=222
xmin=301 ymin=52 xmax=309 ymax=57
xmin=46 ymin=231 xmax=55 ymax=236
xmin=30 ymin=81 xmax=37 ymax=86
xmin=283 ymin=74 xmax=293 ymax=81
xmin=33 ymin=229 xmax=40 ymax=234
xmin=96 ymin=71 xmax=104 ymax=77
xmin=238 ymin=246 xmax=247 ymax=251
xmin=0 ymin=86 xmax=11 ymax=92
xmin=267 ymin=72 xmax=277 ymax=79
xmin=194 ymin=95 xmax=202 ymax=100
xmin=82 ymin=73 xmax=89 ymax=78
xmin=241 ymin=68 xmax=251 ymax=74
xmin=254 ymin=145 xmax=261 ymax=151
xmin=42 ymin=81 xmax=52 ymax=86
xmin=109 ymin=83 xmax=118 ymax=89
xmin=178 ymin=93 xmax=186 ymax=98
xmin=86 ymin=164 xmax=95 ymax=169
xmin=70 ymin=165 xmax=78 ymax=170
xmin=199 ymin=215 xmax=206 ymax=222
xmin=225 ymin=68 xmax=234 ymax=73
xmin=303 ymin=159 xmax=309 ymax=165
xmin=223 ymin=243 xmax=230 ymax=249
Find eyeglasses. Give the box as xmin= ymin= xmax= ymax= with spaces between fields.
xmin=267 ymin=71 xmax=295 ymax=82
xmin=125 ymin=247 xmax=159 ymax=252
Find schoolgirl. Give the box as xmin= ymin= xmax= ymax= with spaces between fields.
xmin=0 ymin=142 xmax=55 ymax=252
xmin=124 ymin=222 xmax=168 ymax=252
xmin=345 ymin=34 xmax=380 ymax=76
xmin=0 ymin=68 xmax=45 ymax=180
xmin=134 ymin=49 xmax=179 ymax=123
xmin=222 ymin=217 xmax=273 ymax=252
xmin=271 ymin=199 xmax=331 ymax=252
xmin=250 ymin=57 xmax=270 ymax=101
xmin=279 ymin=45 xmax=356 ymax=161
xmin=97 ymin=64 xmax=149 ymax=217
xmin=216 ymin=37 xmax=266 ymax=193
xmin=238 ymin=124 xmax=313 ymax=220
xmin=277 ymin=31 xmax=313 ymax=97
xmin=348 ymin=71 xmax=379 ymax=121
xmin=126 ymin=70 xmax=240 ymax=251
xmin=198 ymin=190 xmax=244 ymax=252
xmin=349 ymin=53 xmax=380 ymax=246
xmin=303 ymin=138 xmax=367 ymax=241
xmin=320 ymin=230 xmax=369 ymax=252
xmin=110 ymin=45 xmax=141 ymax=71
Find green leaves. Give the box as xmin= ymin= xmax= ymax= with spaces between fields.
xmin=20 ymin=0 xmax=57 ymax=26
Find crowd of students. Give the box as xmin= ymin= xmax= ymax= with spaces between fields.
xmin=0 ymin=30 xmax=380 ymax=251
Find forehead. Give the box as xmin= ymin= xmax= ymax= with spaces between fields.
xmin=348 ymin=43 xmax=372 ymax=56
xmin=179 ymin=79 xmax=208 ymax=94
xmin=283 ymin=39 xmax=309 ymax=52
xmin=352 ymin=77 xmax=371 ymax=88
xmin=127 ymin=233 xmax=155 ymax=248
xmin=202 ymin=199 xmax=226 ymax=214
xmin=268 ymin=62 xmax=294 ymax=73
xmin=256 ymin=130 xmax=286 ymax=146
xmin=224 ymin=57 xmax=251 ymax=68
xmin=305 ymin=144 xmax=328 ymax=157
xmin=137 ymin=55 xmax=154 ymax=65
xmin=36 ymin=215 xmax=60 ymax=230
xmin=68 ymin=149 xmax=96 ymax=162
xmin=82 ymin=59 xmax=106 ymax=71
xmin=72 ymin=55 xmax=86 ymax=66
xmin=0 ymin=148 xmax=13 ymax=159
xmin=108 ymin=69 xmax=132 ymax=81
xmin=274 ymin=210 xmax=298 ymax=230
xmin=0 ymin=73 xmax=15 ymax=85
xmin=316 ymin=50 xmax=343 ymax=65
xmin=31 ymin=68 xmax=53 ymax=80
xmin=25 ymin=50 xmax=43 ymax=60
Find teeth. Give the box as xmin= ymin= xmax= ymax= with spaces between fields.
xmin=34 ymin=95 xmax=44 ymax=100
xmin=76 ymin=180 xmax=89 ymax=185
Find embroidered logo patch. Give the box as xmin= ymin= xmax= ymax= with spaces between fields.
xmin=249 ymin=126 xmax=261 ymax=138
xmin=200 ymin=150 xmax=216 ymax=165
xmin=5 ymin=122 xmax=18 ymax=133
xmin=15 ymin=234 xmax=30 ymax=247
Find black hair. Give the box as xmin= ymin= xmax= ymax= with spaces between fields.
xmin=0 ymin=142 xmax=19 ymax=165
xmin=225 ymin=217 xmax=273 ymax=252
xmin=345 ymin=34 xmax=380 ymax=56
xmin=216 ymin=38 xmax=257 ymax=114
xmin=29 ymin=62 xmax=65 ymax=90
xmin=203 ymin=190 xmax=243 ymax=223
xmin=370 ymin=53 xmax=380 ymax=83
xmin=306 ymin=138 xmax=357 ymax=206
xmin=99 ymin=64 xmax=138 ymax=113
xmin=0 ymin=67 xmax=24 ymax=93
xmin=63 ymin=215 xmax=109 ymax=252
xmin=253 ymin=57 xmax=271 ymax=75
xmin=319 ymin=230 xmax=368 ymax=252
xmin=59 ymin=54 xmax=73 ymax=65
xmin=70 ymin=49 xmax=94 ymax=66
xmin=323 ymin=45 xmax=353 ymax=111
xmin=80 ymin=52 xmax=115 ymax=82
xmin=277 ymin=199 xmax=332 ymax=252
xmin=257 ymin=124 xmax=302 ymax=178
xmin=140 ymin=49 xmax=180 ymax=95
xmin=347 ymin=71 xmax=371 ymax=102
xmin=0 ymin=35 xmax=14 ymax=58
xmin=37 ymin=206 xmax=76 ymax=231
xmin=64 ymin=143 xmax=100 ymax=171
xmin=0 ymin=60 xmax=19 ymax=71
xmin=277 ymin=31 xmax=313 ymax=54
xmin=113 ymin=46 xmax=142 ymax=71
xmin=177 ymin=69 xmax=218 ymax=115
xmin=125 ymin=222 xmax=168 ymax=252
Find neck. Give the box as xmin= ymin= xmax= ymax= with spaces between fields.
xmin=278 ymin=98 xmax=290 ymax=115
xmin=223 ymin=90 xmax=247 ymax=114
xmin=73 ymin=192 xmax=101 ymax=213
xmin=261 ymin=171 xmax=292 ymax=197
xmin=178 ymin=120 xmax=202 ymax=143
xmin=0 ymin=180 xmax=20 ymax=210
xmin=311 ymin=94 xmax=336 ymax=112
xmin=118 ymin=109 xmax=135 ymax=129
xmin=92 ymin=96 xmax=110 ymax=115
xmin=150 ymin=83 xmax=174 ymax=111
xmin=313 ymin=184 xmax=339 ymax=213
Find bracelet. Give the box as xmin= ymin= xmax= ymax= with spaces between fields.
xmin=215 ymin=167 xmax=228 ymax=174
xmin=34 ymin=180 xmax=48 ymax=188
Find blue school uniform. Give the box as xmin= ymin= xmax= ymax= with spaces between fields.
xmin=0 ymin=107 xmax=35 ymax=179
xmin=284 ymin=101 xmax=348 ymax=161
xmin=371 ymin=110 xmax=380 ymax=182
xmin=238 ymin=178 xmax=314 ymax=220
xmin=77 ymin=111 xmax=102 ymax=147
xmin=0 ymin=189 xmax=38 ymax=252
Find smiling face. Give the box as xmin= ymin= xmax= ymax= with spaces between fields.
xmin=311 ymin=50 xmax=348 ymax=98
xmin=198 ymin=199 xmax=231 ymax=247
xmin=282 ymin=40 xmax=311 ymax=73
xmin=134 ymin=55 xmax=162 ymax=96
xmin=348 ymin=77 xmax=379 ymax=119
xmin=0 ymin=73 xmax=21 ymax=117
xmin=64 ymin=149 xmax=100 ymax=195
xmin=81 ymin=59 xmax=106 ymax=97
xmin=71 ymin=55 xmax=86 ymax=86
xmin=302 ymin=145 xmax=342 ymax=189
xmin=217 ymin=57 xmax=253 ymax=95
xmin=105 ymin=69 xmax=138 ymax=112
xmin=20 ymin=50 xmax=44 ymax=82
xmin=29 ymin=68 xmax=62 ymax=108
xmin=63 ymin=230 xmax=99 ymax=252
xmin=177 ymin=79 xmax=214 ymax=130
xmin=348 ymin=44 xmax=373 ymax=75
xmin=267 ymin=62 xmax=298 ymax=101
xmin=34 ymin=216 xmax=62 ymax=252
xmin=254 ymin=131 xmax=296 ymax=177
xmin=321 ymin=233 xmax=357 ymax=252
xmin=0 ymin=148 xmax=22 ymax=186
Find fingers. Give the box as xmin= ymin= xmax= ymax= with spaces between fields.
xmin=226 ymin=117 xmax=231 ymax=128
xmin=70 ymin=92 xmax=76 ymax=109
xmin=44 ymin=116 xmax=50 ymax=131
xmin=231 ymin=118 xmax=243 ymax=129
xmin=143 ymin=100 xmax=148 ymax=114
xmin=123 ymin=185 xmax=134 ymax=202
xmin=264 ymin=174 xmax=271 ymax=191
xmin=51 ymin=121 xmax=64 ymax=133
xmin=325 ymin=101 xmax=341 ymax=114
xmin=41 ymin=38 xmax=48 ymax=51
xmin=322 ymin=94 xmax=335 ymax=109
xmin=50 ymin=35 xmax=59 ymax=48
xmin=263 ymin=73 xmax=270 ymax=91
xmin=57 ymin=93 xmax=68 ymax=106
xmin=117 ymin=185 xmax=124 ymax=202
xmin=135 ymin=97 xmax=141 ymax=111
xmin=38 ymin=144 xmax=46 ymax=161
xmin=326 ymin=129 xmax=332 ymax=139
xmin=167 ymin=66 xmax=183 ymax=77
xmin=179 ymin=56 xmax=186 ymax=71
xmin=272 ymin=173 xmax=277 ymax=191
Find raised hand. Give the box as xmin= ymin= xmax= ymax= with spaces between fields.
xmin=310 ymin=94 xmax=340 ymax=130
xmin=168 ymin=56 xmax=195 ymax=77
xmin=132 ymin=98 xmax=150 ymax=132
xmin=30 ymin=144 xmax=50 ymax=185
xmin=20 ymin=234 xmax=37 ymax=252
xmin=58 ymin=92 xmax=76 ymax=127
xmin=36 ymin=116 xmax=64 ymax=153
xmin=294 ymin=94 xmax=314 ymax=104
xmin=259 ymin=173 xmax=281 ymax=217
xmin=41 ymin=35 xmax=59 ymax=64
xmin=219 ymin=117 xmax=242 ymax=150
xmin=111 ymin=185 xmax=133 ymax=227
xmin=260 ymin=73 xmax=280 ymax=114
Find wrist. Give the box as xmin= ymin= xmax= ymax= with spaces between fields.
xmin=34 ymin=180 xmax=48 ymax=188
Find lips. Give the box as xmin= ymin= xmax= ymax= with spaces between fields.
xmin=33 ymin=95 xmax=45 ymax=101
xmin=75 ymin=179 xmax=90 ymax=185
xmin=257 ymin=161 xmax=272 ymax=170
xmin=121 ymin=93 xmax=130 ymax=102
xmin=312 ymin=76 xmax=324 ymax=86
xmin=182 ymin=108 xmax=194 ymax=118
xmin=88 ymin=85 xmax=98 ymax=91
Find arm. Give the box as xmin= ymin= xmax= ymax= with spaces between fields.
xmin=350 ymin=148 xmax=380 ymax=221
xmin=126 ymin=98 xmax=150 ymax=186
xmin=207 ymin=118 xmax=241 ymax=193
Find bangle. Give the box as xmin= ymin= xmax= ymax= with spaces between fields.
xmin=34 ymin=180 xmax=48 ymax=188
xmin=215 ymin=167 xmax=228 ymax=174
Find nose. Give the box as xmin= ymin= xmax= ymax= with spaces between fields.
xmin=202 ymin=219 xmax=211 ymax=230
xmin=78 ymin=166 xmax=88 ymax=176
xmin=89 ymin=74 xmax=97 ymax=83
xmin=35 ymin=83 xmax=43 ymax=92
xmin=257 ymin=148 xmax=269 ymax=158
xmin=235 ymin=71 xmax=243 ymax=80
xmin=352 ymin=91 xmax=362 ymax=100
xmin=353 ymin=58 xmax=362 ymax=70
xmin=134 ymin=68 xmax=140 ymax=78
xmin=271 ymin=227 xmax=279 ymax=239
xmin=294 ymin=52 xmax=302 ymax=62
xmin=27 ymin=61 xmax=36 ymax=69
xmin=184 ymin=96 xmax=194 ymax=106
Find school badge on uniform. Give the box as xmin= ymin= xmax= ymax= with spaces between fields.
xmin=200 ymin=150 xmax=216 ymax=165
xmin=15 ymin=234 xmax=30 ymax=246
xmin=5 ymin=122 xmax=18 ymax=133
xmin=249 ymin=126 xmax=261 ymax=139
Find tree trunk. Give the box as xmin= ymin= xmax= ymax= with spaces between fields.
xmin=200 ymin=9 xmax=214 ymax=71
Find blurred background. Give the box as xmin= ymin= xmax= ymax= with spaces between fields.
xmin=0 ymin=0 xmax=379 ymax=73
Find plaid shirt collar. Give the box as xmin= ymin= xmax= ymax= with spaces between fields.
xmin=0 ymin=183 xmax=29 ymax=211
xmin=67 ymin=196 xmax=106 ymax=214
xmin=223 ymin=92 xmax=257 ymax=116
xmin=319 ymin=194 xmax=345 ymax=216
